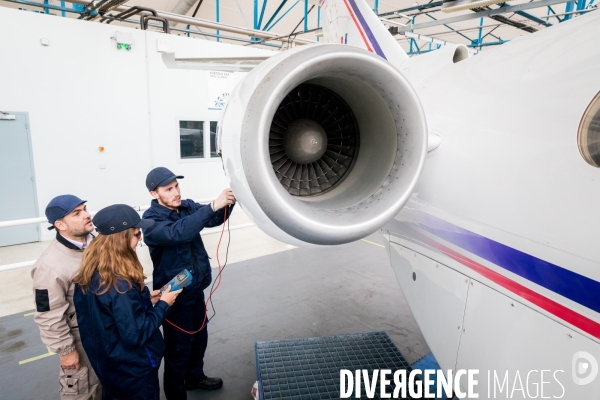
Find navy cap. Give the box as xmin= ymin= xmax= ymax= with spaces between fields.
xmin=146 ymin=167 xmax=183 ymax=192
xmin=93 ymin=204 xmax=154 ymax=235
xmin=45 ymin=195 xmax=87 ymax=230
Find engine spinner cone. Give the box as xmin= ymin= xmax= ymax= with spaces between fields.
xmin=283 ymin=119 xmax=328 ymax=164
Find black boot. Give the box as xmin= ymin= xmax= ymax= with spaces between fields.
xmin=185 ymin=376 xmax=223 ymax=391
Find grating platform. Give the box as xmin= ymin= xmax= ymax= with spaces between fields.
xmin=255 ymin=331 xmax=415 ymax=400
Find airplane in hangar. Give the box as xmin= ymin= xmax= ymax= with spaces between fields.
xmin=165 ymin=0 xmax=600 ymax=396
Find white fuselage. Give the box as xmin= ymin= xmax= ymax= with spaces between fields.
xmin=213 ymin=0 xmax=600 ymax=395
xmin=386 ymin=11 xmax=600 ymax=398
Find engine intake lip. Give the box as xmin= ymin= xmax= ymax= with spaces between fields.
xmin=238 ymin=44 xmax=427 ymax=245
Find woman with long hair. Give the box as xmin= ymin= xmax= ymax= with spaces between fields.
xmin=73 ymin=204 xmax=182 ymax=400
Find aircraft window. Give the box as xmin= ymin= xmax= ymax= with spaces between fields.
xmin=579 ymin=91 xmax=600 ymax=167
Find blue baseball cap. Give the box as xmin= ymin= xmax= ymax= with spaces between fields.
xmin=93 ymin=204 xmax=154 ymax=235
xmin=146 ymin=167 xmax=184 ymax=192
xmin=45 ymin=195 xmax=87 ymax=230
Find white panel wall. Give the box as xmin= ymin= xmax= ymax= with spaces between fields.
xmin=143 ymin=30 xmax=250 ymax=200
xmin=0 ymin=7 xmax=274 ymax=241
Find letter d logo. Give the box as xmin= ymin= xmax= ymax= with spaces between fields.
xmin=572 ymin=351 xmax=598 ymax=386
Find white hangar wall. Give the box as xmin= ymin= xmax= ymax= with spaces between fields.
xmin=0 ymin=7 xmax=273 ymax=241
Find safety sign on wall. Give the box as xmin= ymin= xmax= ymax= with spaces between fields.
xmin=207 ymin=71 xmax=235 ymax=110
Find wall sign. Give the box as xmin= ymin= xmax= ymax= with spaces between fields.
xmin=207 ymin=71 xmax=235 ymax=110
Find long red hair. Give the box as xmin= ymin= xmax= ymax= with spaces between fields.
xmin=74 ymin=229 xmax=146 ymax=295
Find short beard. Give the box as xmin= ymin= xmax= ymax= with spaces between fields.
xmin=66 ymin=225 xmax=93 ymax=240
xmin=157 ymin=194 xmax=180 ymax=210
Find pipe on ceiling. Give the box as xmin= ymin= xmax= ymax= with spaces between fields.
xmin=68 ymin=0 xmax=313 ymax=44
xmin=170 ymin=0 xmax=198 ymax=27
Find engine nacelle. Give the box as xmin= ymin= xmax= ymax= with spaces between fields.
xmin=219 ymin=44 xmax=427 ymax=245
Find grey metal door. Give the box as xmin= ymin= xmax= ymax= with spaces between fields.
xmin=0 ymin=112 xmax=39 ymax=246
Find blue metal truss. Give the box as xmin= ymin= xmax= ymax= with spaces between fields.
xmin=258 ymin=0 xmax=268 ymax=29
xmin=216 ymin=0 xmax=220 ymax=41
xmin=15 ymin=0 xmax=587 ymax=52
xmin=266 ymin=0 xmax=298 ymax=31
xmin=304 ymin=0 xmax=309 ymax=30
xmin=254 ymin=0 xmax=258 ymax=28
xmin=317 ymin=5 xmax=321 ymax=41
xmin=424 ymin=13 xmax=478 ymax=43
xmin=251 ymin=0 xmax=314 ymax=33
xmin=515 ymin=10 xmax=553 ymax=26
xmin=262 ymin=0 xmax=289 ymax=30
xmin=564 ymin=1 xmax=575 ymax=19
xmin=11 ymin=0 xmax=81 ymax=15
xmin=407 ymin=39 xmax=506 ymax=55
xmin=471 ymin=17 xmax=484 ymax=49
xmin=568 ymin=0 xmax=588 ymax=19
xmin=410 ymin=13 xmax=511 ymax=55
xmin=404 ymin=0 xmax=595 ymax=56
xmin=546 ymin=6 xmax=563 ymax=21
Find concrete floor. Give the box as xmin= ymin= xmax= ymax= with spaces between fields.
xmin=0 ymin=231 xmax=430 ymax=400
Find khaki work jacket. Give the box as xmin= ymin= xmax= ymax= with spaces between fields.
xmin=31 ymin=234 xmax=87 ymax=355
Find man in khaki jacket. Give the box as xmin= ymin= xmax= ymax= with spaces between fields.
xmin=32 ymin=195 xmax=101 ymax=399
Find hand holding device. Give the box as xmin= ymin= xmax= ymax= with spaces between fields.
xmin=160 ymin=269 xmax=193 ymax=294
xmin=150 ymin=290 xmax=161 ymax=305
xmin=160 ymin=285 xmax=182 ymax=307
xmin=158 ymin=269 xmax=192 ymax=306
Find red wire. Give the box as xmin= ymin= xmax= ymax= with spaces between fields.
xmin=164 ymin=206 xmax=228 ymax=335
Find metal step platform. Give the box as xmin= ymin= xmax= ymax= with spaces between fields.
xmin=255 ymin=331 xmax=415 ymax=400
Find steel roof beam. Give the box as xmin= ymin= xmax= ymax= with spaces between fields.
xmin=423 ymin=12 xmax=476 ymax=42
xmin=399 ymin=0 xmax=569 ymax=32
xmin=378 ymin=1 xmax=444 ymax=17
xmin=514 ymin=9 xmax=553 ymax=26
xmin=470 ymin=7 xmax=538 ymax=32
xmin=493 ymin=2 xmax=553 ymax=27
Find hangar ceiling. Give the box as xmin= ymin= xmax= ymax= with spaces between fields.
xmin=0 ymin=0 xmax=597 ymax=53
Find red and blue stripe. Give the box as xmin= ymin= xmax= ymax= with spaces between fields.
xmin=386 ymin=211 xmax=600 ymax=339
xmin=341 ymin=0 xmax=387 ymax=60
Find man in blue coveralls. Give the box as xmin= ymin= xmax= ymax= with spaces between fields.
xmin=142 ymin=167 xmax=235 ymax=400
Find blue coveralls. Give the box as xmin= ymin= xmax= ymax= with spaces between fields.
xmin=142 ymin=199 xmax=232 ymax=400
xmin=73 ymin=273 xmax=170 ymax=400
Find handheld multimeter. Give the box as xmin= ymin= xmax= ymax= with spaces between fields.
xmin=161 ymin=269 xmax=193 ymax=293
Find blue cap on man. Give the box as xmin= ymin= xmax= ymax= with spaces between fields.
xmin=93 ymin=204 xmax=154 ymax=235
xmin=146 ymin=167 xmax=184 ymax=192
xmin=45 ymin=195 xmax=87 ymax=230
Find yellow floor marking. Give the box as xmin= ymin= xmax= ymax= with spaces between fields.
xmin=19 ymin=346 xmax=55 ymax=365
xmin=361 ymin=239 xmax=385 ymax=248
xmin=23 ymin=312 xmax=35 ymax=317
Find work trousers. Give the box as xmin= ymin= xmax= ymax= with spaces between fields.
xmin=100 ymin=367 xmax=160 ymax=400
xmin=163 ymin=288 xmax=209 ymax=400
xmin=58 ymin=338 xmax=102 ymax=400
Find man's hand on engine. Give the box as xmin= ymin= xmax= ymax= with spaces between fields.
xmin=212 ymin=189 xmax=236 ymax=211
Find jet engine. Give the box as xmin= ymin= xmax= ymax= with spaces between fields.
xmin=219 ymin=44 xmax=427 ymax=246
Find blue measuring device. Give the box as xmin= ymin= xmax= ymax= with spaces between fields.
xmin=161 ymin=269 xmax=193 ymax=293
